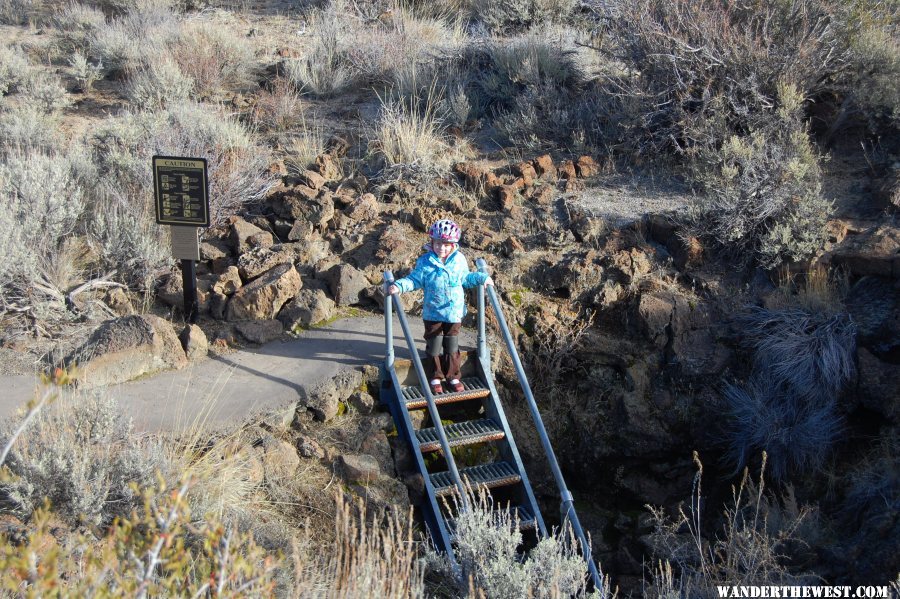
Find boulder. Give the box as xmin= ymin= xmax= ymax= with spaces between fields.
xmin=200 ymin=238 xmax=231 ymax=261
xmin=212 ymin=266 xmax=242 ymax=296
xmin=338 ymin=454 xmax=381 ymax=483
xmin=326 ymin=263 xmax=369 ymax=306
xmin=314 ymin=153 xmax=341 ymax=181
xmin=512 ymin=161 xmax=537 ymax=187
xmin=179 ymin=324 xmax=208 ymax=360
xmin=824 ymin=224 xmax=900 ymax=278
xmin=235 ymin=319 xmax=283 ymax=344
xmin=349 ymin=391 xmax=375 ymax=414
xmin=226 ymin=263 xmax=302 ymax=321
xmin=278 ymin=280 xmax=336 ymax=329
xmin=344 ymin=192 xmax=379 ymax=222
xmin=66 ymin=315 xmax=188 ymax=389
xmin=296 ymin=434 xmax=325 ymax=459
xmin=498 ymin=185 xmax=519 ymax=212
xmin=295 ymin=169 xmax=325 ymax=190
xmin=103 ymin=287 xmax=134 ymax=316
xmin=376 ymin=223 xmax=420 ymax=262
xmin=299 ymin=367 xmax=363 ymax=421
xmin=237 ymin=245 xmax=297 ymax=281
xmin=558 ymin=159 xmax=577 ymax=180
xmin=532 ymin=154 xmax=556 ymax=179
xmin=254 ymin=433 xmax=300 ymax=480
xmin=576 ymin=155 xmax=600 ymax=178
xmin=229 ymin=216 xmax=268 ymax=254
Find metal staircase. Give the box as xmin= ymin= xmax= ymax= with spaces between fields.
xmin=380 ymin=259 xmax=602 ymax=588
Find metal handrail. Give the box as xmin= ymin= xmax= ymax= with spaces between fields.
xmin=383 ymin=271 xmax=469 ymax=510
xmin=475 ymin=258 xmax=603 ymax=589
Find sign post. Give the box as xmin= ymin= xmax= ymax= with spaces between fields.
xmin=152 ymin=156 xmax=210 ymax=324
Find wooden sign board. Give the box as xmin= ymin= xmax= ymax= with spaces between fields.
xmin=153 ymin=156 xmax=210 ymax=227
xmin=170 ymin=226 xmax=200 ymax=261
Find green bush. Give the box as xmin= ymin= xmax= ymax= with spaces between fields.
xmin=0 ymin=43 xmax=30 ymax=96
xmin=0 ymin=104 xmax=62 ymax=152
xmin=53 ymin=1 xmax=108 ymax=52
xmin=124 ymin=55 xmax=193 ymax=109
xmin=687 ymin=82 xmax=830 ymax=267
xmin=0 ymin=148 xmax=86 ymax=314
xmin=18 ymin=71 xmax=73 ymax=113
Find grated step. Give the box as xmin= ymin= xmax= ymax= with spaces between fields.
xmin=431 ymin=461 xmax=522 ymax=498
xmin=417 ymin=418 xmax=505 ymax=453
xmin=448 ymin=504 xmax=538 ymax=542
xmin=402 ymin=377 xmax=491 ymax=410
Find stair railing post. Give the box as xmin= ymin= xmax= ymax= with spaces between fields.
xmin=475 ymin=258 xmax=603 ymax=590
xmin=477 ymin=275 xmax=489 ymax=370
xmin=384 ymin=270 xmax=469 ymax=511
xmin=383 ymin=272 xmax=395 ymax=369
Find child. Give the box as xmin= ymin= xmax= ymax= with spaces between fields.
xmin=388 ymin=219 xmax=493 ymax=395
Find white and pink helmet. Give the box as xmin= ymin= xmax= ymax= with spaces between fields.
xmin=428 ymin=219 xmax=461 ymax=243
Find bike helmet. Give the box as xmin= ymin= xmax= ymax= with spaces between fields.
xmin=428 ymin=219 xmax=461 ymax=243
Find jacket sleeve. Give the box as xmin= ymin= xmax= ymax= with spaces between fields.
xmin=394 ymin=258 xmax=425 ymax=293
xmin=460 ymin=255 xmax=489 ymax=288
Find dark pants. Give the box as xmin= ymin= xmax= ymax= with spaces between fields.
xmin=423 ymin=320 xmax=461 ymax=381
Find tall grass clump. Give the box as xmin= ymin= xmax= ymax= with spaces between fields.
xmin=292 ymin=494 xmax=425 ymax=597
xmin=722 ymin=305 xmax=856 ymax=481
xmin=284 ymin=7 xmax=354 ymax=97
xmin=646 ymin=454 xmax=817 ymax=598
xmin=372 ymin=84 xmax=464 ymax=179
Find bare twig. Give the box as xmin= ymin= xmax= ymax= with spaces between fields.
xmin=0 ymin=387 xmax=55 ymax=467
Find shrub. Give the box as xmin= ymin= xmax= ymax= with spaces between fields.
xmin=53 ymin=1 xmax=108 ymax=52
xmin=0 ymin=104 xmax=62 ymax=152
xmin=252 ymin=76 xmax=306 ymax=133
xmin=18 ymin=71 xmax=72 ymax=113
xmin=0 ymin=43 xmax=30 ymax=96
xmin=471 ymin=0 xmax=576 ymax=34
xmin=448 ymin=491 xmax=613 ymax=598
xmin=170 ymin=17 xmax=259 ymax=98
xmin=0 ymin=0 xmax=42 ymax=25
xmin=69 ymin=50 xmax=104 ymax=92
xmin=589 ymin=0 xmax=849 ymax=157
xmin=0 ymin=392 xmax=165 ymax=526
xmin=0 ymin=149 xmax=86 ymax=314
xmin=646 ymin=455 xmax=817 ymax=598
xmin=686 ymin=82 xmax=830 ymax=267
xmin=0 ymin=479 xmax=278 ymax=595
xmin=89 ymin=0 xmax=180 ymax=76
xmin=124 ymin=55 xmax=193 ymax=109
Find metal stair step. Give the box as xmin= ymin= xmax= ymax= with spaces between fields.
xmin=417 ymin=418 xmax=505 ymax=453
xmin=431 ymin=461 xmax=522 ymax=498
xmin=402 ymin=377 xmax=491 ymax=410
xmin=448 ymin=504 xmax=538 ymax=542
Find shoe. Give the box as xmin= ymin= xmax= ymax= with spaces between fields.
xmin=448 ymin=379 xmax=464 ymax=393
xmin=430 ymin=379 xmax=444 ymax=395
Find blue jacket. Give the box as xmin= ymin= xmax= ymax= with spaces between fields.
xmin=394 ymin=247 xmax=488 ymax=323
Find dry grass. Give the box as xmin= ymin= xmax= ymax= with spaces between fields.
xmin=291 ymin=493 xmax=424 ymax=598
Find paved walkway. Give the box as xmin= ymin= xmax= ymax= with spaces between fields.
xmin=0 ymin=316 xmax=476 ymax=432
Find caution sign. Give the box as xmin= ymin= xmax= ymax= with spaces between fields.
xmin=152 ymin=156 xmax=210 ymax=227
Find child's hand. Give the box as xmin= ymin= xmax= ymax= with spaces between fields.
xmin=484 ymin=277 xmax=494 ymax=287
xmin=387 ymin=284 xmax=400 ymax=295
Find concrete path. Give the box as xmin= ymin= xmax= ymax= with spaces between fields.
xmin=0 ymin=316 xmax=476 ymax=432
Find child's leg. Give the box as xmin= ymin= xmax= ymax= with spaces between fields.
xmin=441 ymin=322 xmax=463 ymax=382
xmin=423 ymin=320 xmax=445 ymax=382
